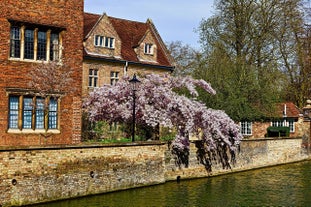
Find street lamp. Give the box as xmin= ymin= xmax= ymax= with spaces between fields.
xmin=129 ymin=74 xmax=140 ymax=142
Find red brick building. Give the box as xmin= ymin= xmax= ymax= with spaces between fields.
xmin=240 ymin=102 xmax=304 ymax=138
xmin=0 ymin=0 xmax=84 ymax=146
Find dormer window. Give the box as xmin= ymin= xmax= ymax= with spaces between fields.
xmin=144 ymin=43 xmax=153 ymax=55
xmin=105 ymin=37 xmax=114 ymax=48
xmin=94 ymin=35 xmax=103 ymax=46
xmin=94 ymin=35 xmax=115 ymax=49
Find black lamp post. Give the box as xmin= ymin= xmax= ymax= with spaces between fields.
xmin=129 ymin=74 xmax=140 ymax=142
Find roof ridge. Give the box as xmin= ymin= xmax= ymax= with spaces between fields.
xmin=108 ymin=15 xmax=147 ymax=25
xmin=84 ymin=12 xmax=101 ymax=16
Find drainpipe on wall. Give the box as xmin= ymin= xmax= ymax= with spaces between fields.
xmin=283 ymin=104 xmax=287 ymax=117
xmin=124 ymin=61 xmax=128 ymax=76
xmin=283 ymin=104 xmax=287 ymax=127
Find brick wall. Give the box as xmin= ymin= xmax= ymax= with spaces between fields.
xmin=0 ymin=0 xmax=84 ymax=146
xmin=245 ymin=117 xmax=307 ymax=139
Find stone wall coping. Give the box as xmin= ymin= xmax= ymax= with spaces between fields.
xmin=0 ymin=141 xmax=167 ymax=152
xmin=240 ymin=137 xmax=302 ymax=142
xmin=0 ymin=137 xmax=303 ymax=152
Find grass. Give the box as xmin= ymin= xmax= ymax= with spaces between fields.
xmin=100 ymin=137 xmax=132 ymax=143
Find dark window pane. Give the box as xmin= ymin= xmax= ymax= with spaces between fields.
xmin=48 ymin=98 xmax=58 ymax=129
xmin=37 ymin=31 xmax=47 ymax=60
xmin=94 ymin=77 xmax=98 ymax=87
xmin=88 ymin=77 xmax=93 ymax=87
xmin=10 ymin=27 xmax=21 ymax=58
xmin=24 ymin=29 xmax=34 ymax=59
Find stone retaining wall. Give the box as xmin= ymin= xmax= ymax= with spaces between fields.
xmin=0 ymin=143 xmax=166 ymax=206
xmin=165 ymin=137 xmax=309 ymax=181
xmin=0 ymin=138 xmax=309 ymax=206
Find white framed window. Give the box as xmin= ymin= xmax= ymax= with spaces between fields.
xmin=144 ymin=43 xmax=153 ymax=54
xmin=94 ymin=35 xmax=115 ymax=49
xmin=288 ymin=120 xmax=295 ymax=133
xmin=272 ymin=120 xmax=284 ymax=127
xmin=104 ymin=37 xmax=114 ymax=48
xmin=240 ymin=121 xmax=252 ymax=135
xmin=94 ymin=35 xmax=104 ymax=47
xmin=271 ymin=119 xmax=295 ymax=133
xmin=88 ymin=69 xmax=98 ymax=87
xmin=110 ymin=71 xmax=119 ymax=85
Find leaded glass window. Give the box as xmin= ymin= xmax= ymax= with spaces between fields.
xmin=24 ymin=29 xmax=34 ymax=59
xmin=10 ymin=27 xmax=21 ymax=58
xmin=36 ymin=98 xmax=45 ymax=129
xmin=37 ymin=31 xmax=47 ymax=60
xmin=50 ymin=33 xmax=59 ymax=61
xmin=23 ymin=97 xmax=33 ymax=129
xmin=9 ymin=96 xmax=19 ymax=128
xmin=48 ymin=98 xmax=58 ymax=129
xmin=8 ymin=95 xmax=59 ymax=131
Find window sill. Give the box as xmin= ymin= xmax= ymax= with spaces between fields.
xmin=7 ymin=129 xmax=60 ymax=134
xmin=9 ymin=57 xmax=46 ymax=63
xmin=94 ymin=45 xmax=115 ymax=50
xmin=144 ymin=53 xmax=154 ymax=56
xmin=9 ymin=58 xmax=61 ymax=64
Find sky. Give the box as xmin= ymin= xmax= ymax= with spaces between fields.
xmin=84 ymin=0 xmax=215 ymax=49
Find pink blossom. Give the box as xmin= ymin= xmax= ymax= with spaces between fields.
xmin=83 ymin=74 xmax=242 ymax=168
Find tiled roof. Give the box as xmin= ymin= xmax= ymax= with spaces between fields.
xmin=83 ymin=12 xmax=173 ymax=68
xmin=276 ymin=102 xmax=300 ymax=118
xmin=84 ymin=12 xmax=100 ymax=38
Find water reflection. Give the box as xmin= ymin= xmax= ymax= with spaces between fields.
xmin=32 ymin=160 xmax=311 ymax=207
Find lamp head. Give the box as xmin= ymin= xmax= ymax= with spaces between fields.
xmin=129 ymin=74 xmax=141 ymax=91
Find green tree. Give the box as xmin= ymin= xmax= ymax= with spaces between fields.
xmin=282 ymin=26 xmax=311 ymax=108
xmin=195 ymin=0 xmax=306 ymax=120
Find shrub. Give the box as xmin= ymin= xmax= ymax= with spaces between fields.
xmin=267 ymin=126 xmax=290 ymax=137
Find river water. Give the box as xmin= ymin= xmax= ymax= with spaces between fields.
xmin=33 ymin=160 xmax=311 ymax=207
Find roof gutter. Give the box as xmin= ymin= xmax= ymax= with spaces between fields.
xmin=84 ymin=55 xmax=175 ymax=72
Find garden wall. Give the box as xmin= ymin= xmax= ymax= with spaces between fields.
xmin=165 ymin=137 xmax=309 ymax=181
xmin=0 ymin=137 xmax=309 ymax=206
xmin=0 ymin=143 xmax=166 ymax=206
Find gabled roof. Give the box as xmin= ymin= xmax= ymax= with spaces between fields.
xmin=84 ymin=12 xmax=100 ymax=38
xmin=276 ymin=102 xmax=300 ymax=118
xmin=83 ymin=12 xmax=174 ymax=69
